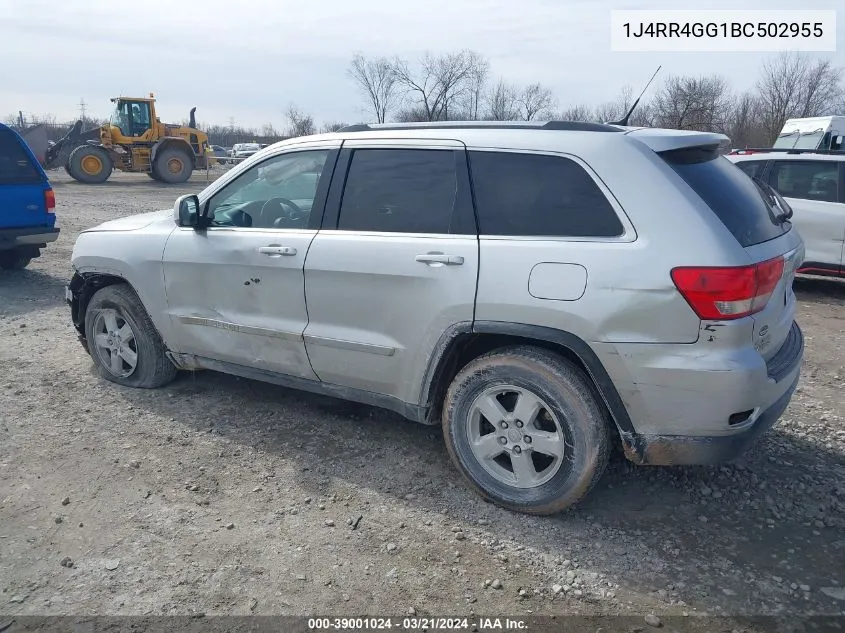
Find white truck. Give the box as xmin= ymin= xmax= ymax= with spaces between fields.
xmin=772 ymin=116 xmax=845 ymax=151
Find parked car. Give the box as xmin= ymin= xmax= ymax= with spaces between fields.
xmin=0 ymin=122 xmax=58 ymax=270
xmin=727 ymin=150 xmax=844 ymax=278
xmin=66 ymin=121 xmax=804 ymax=514
xmin=229 ymin=143 xmax=261 ymax=162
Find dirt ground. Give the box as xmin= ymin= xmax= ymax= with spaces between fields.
xmin=1 ymin=171 xmax=843 ymax=627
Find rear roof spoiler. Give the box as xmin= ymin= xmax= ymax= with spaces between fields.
xmin=620 ymin=127 xmax=729 ymax=153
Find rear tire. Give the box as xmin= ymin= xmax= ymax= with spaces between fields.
xmin=153 ymin=147 xmax=192 ymax=184
xmin=0 ymin=249 xmax=33 ymax=270
xmin=84 ymin=284 xmax=177 ymax=389
xmin=67 ymin=145 xmax=113 ymax=184
xmin=442 ymin=346 xmax=611 ymax=515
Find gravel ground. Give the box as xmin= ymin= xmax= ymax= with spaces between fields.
xmin=1 ymin=172 xmax=843 ymax=626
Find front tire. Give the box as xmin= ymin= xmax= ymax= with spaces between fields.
xmin=67 ymin=146 xmax=113 ymax=184
xmin=442 ymin=346 xmax=611 ymax=515
xmin=84 ymin=284 xmax=177 ymax=389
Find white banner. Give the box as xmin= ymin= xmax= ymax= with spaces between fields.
xmin=610 ymin=10 xmax=837 ymax=52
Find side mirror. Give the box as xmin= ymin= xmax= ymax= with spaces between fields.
xmin=175 ymin=194 xmax=200 ymax=228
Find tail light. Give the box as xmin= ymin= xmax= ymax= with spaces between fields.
xmin=671 ymin=256 xmax=785 ymax=320
xmin=45 ymin=188 xmax=56 ymax=214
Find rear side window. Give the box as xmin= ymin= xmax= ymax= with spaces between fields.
xmin=338 ymin=149 xmax=461 ymax=234
xmin=468 ymin=151 xmax=623 ymax=237
xmin=0 ymin=128 xmax=42 ymax=185
xmin=662 ymin=147 xmax=789 ymax=247
xmin=769 ymin=160 xmax=839 ymax=203
xmin=735 ymin=160 xmax=766 ymax=180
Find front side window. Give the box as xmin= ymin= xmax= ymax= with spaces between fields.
xmin=205 ymin=149 xmax=330 ymax=229
xmin=769 ymin=160 xmax=839 ymax=203
xmin=468 ymin=151 xmax=624 ymax=237
xmin=337 ymin=149 xmax=461 ymax=234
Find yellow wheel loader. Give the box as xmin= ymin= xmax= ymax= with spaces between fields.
xmin=47 ymin=94 xmax=210 ymax=184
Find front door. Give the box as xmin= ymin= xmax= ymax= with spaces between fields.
xmin=303 ymin=140 xmax=479 ymax=405
xmin=162 ymin=144 xmax=339 ymax=379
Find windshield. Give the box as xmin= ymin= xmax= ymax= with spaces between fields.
xmin=109 ymin=103 xmax=124 ymax=128
xmin=772 ymin=129 xmax=824 ymax=150
xmin=791 ymin=131 xmax=824 ymax=149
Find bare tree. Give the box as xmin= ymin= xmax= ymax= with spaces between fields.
xmin=725 ymin=92 xmax=768 ymax=149
xmin=394 ymin=106 xmax=432 ymax=123
xmin=261 ymin=122 xmax=278 ymax=137
xmin=285 ymin=105 xmax=315 ymax=137
xmin=320 ymin=121 xmax=349 ymax=133
xmin=485 ymin=79 xmax=520 ymax=121
xmin=391 ymin=49 xmax=487 ymax=121
xmin=517 ymin=83 xmax=556 ymax=121
xmin=557 ymin=104 xmax=595 ymax=122
xmin=757 ymin=52 xmax=845 ymax=142
xmin=348 ymin=54 xmax=400 ymax=123
xmin=462 ymin=57 xmax=490 ymax=120
xmin=652 ymin=75 xmax=732 ymax=132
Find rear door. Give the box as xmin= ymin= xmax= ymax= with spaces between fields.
xmin=0 ymin=126 xmax=49 ymax=228
xmin=302 ymin=139 xmax=479 ymax=405
xmin=768 ymin=159 xmax=845 ymax=276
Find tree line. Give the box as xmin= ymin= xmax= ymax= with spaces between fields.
xmin=347 ymin=50 xmax=845 ymax=148
xmin=7 ymin=51 xmax=843 ymax=149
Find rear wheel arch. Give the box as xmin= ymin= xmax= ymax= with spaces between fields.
xmin=421 ymin=322 xmax=634 ymax=437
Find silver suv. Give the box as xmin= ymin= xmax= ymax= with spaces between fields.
xmin=67 ymin=121 xmax=805 ymax=515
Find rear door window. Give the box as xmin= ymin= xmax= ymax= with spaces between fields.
xmin=337 ymin=149 xmax=467 ymax=234
xmin=0 ymin=127 xmax=42 ymax=185
xmin=661 ymin=147 xmax=789 ymax=247
xmin=769 ymin=160 xmax=840 ymax=203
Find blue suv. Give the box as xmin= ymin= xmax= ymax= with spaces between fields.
xmin=0 ymin=123 xmax=58 ymax=270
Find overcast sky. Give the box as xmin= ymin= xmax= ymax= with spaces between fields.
xmin=1 ymin=0 xmax=842 ymax=130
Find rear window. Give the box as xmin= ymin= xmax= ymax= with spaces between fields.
xmin=0 ymin=128 xmax=42 ymax=185
xmin=661 ymin=146 xmax=789 ymax=247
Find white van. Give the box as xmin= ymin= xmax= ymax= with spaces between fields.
xmin=773 ymin=116 xmax=845 ymax=151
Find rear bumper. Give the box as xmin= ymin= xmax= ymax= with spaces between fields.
xmin=619 ymin=322 xmax=803 ymax=466
xmin=0 ymin=226 xmax=59 ymax=250
xmin=621 ymin=371 xmax=799 ymax=465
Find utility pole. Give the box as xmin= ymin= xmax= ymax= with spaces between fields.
xmin=18 ymin=111 xmax=24 ymax=128
xmin=78 ymin=98 xmax=87 ymax=124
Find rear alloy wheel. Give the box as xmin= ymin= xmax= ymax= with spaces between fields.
xmin=442 ymin=346 xmax=611 ymax=515
xmin=67 ymin=146 xmax=113 ymax=184
xmin=154 ymin=147 xmax=192 ymax=184
xmin=84 ymin=284 xmax=177 ymax=388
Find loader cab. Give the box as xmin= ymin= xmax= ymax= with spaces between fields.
xmin=109 ymin=98 xmax=155 ymax=139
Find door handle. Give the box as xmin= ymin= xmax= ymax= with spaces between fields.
xmin=258 ymin=245 xmax=297 ymax=256
xmin=415 ymin=253 xmax=464 ymax=266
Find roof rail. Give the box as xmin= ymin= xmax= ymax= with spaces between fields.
xmin=337 ymin=121 xmax=621 ymax=133
xmin=729 ymin=147 xmax=845 ymax=155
